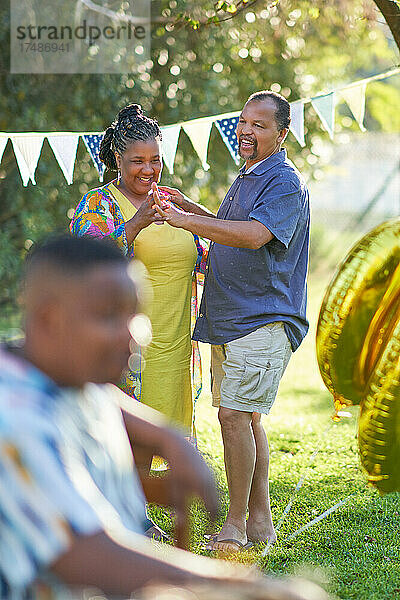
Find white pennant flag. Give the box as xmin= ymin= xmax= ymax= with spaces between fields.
xmin=182 ymin=117 xmax=214 ymax=170
xmin=0 ymin=134 xmax=8 ymax=165
xmin=289 ymin=101 xmax=305 ymax=147
xmin=160 ymin=124 xmax=181 ymax=174
xmin=311 ymin=92 xmax=336 ymax=140
xmin=47 ymin=133 xmax=79 ymax=184
xmin=11 ymin=134 xmax=45 ymax=186
xmin=339 ymin=84 xmax=366 ymax=131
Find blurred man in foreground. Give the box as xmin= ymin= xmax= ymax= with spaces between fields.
xmin=0 ymin=235 xmax=321 ymax=600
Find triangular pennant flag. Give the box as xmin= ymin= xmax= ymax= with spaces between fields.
xmin=11 ymin=135 xmax=45 ymax=186
xmin=311 ymin=92 xmax=336 ymax=140
xmin=0 ymin=134 xmax=8 ymax=165
xmin=47 ymin=133 xmax=79 ymax=185
xmin=339 ymin=84 xmax=366 ymax=131
xmin=215 ymin=116 xmax=240 ymax=164
xmin=182 ymin=118 xmax=214 ymax=170
xmin=289 ymin=101 xmax=305 ymax=147
xmin=160 ymin=124 xmax=181 ymax=174
xmin=82 ymin=133 xmax=105 ymax=182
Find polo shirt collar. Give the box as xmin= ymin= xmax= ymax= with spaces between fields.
xmin=240 ymin=149 xmax=287 ymax=176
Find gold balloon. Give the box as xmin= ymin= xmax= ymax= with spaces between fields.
xmin=358 ymin=317 xmax=400 ymax=494
xmin=316 ymin=218 xmax=400 ymax=492
xmin=316 ymin=218 xmax=400 ymax=410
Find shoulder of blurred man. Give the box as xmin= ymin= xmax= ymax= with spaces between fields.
xmin=0 ymin=345 xmax=147 ymax=598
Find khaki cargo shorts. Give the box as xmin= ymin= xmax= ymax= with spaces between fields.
xmin=210 ymin=322 xmax=292 ymax=414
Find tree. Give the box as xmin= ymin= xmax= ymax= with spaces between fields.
xmin=172 ymin=1 xmax=400 ymax=51
xmin=77 ymin=0 xmax=400 ymax=51
xmin=362 ymin=1 xmax=400 ymax=50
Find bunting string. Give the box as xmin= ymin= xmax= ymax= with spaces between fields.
xmin=1 ymin=66 xmax=398 ymax=185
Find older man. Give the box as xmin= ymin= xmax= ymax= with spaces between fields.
xmin=157 ymin=90 xmax=310 ymax=553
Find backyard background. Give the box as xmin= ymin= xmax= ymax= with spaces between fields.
xmin=1 ymin=1 xmax=399 ymax=598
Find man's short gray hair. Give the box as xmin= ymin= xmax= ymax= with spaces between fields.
xmin=247 ymin=90 xmax=291 ymax=130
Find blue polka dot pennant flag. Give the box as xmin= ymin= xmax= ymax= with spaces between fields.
xmin=215 ymin=115 xmax=240 ymax=165
xmin=82 ymin=133 xmax=106 ymax=181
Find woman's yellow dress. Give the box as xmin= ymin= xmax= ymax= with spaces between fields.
xmin=110 ymin=184 xmax=197 ymax=435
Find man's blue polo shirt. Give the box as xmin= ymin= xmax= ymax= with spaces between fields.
xmin=192 ymin=149 xmax=310 ymax=351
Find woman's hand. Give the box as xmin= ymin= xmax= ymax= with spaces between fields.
xmin=124 ymin=193 xmax=167 ymax=244
xmin=132 ymin=194 xmax=166 ymax=229
xmin=150 ymin=182 xmax=165 ymax=209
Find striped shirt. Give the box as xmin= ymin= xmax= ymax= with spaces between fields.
xmin=0 ymin=347 xmax=147 ymax=599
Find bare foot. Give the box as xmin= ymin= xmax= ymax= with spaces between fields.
xmin=246 ymin=519 xmax=276 ymax=544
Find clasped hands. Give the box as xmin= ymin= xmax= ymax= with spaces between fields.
xmin=150 ymin=182 xmax=189 ymax=228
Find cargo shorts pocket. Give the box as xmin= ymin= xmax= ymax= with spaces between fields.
xmin=235 ymin=354 xmax=283 ymax=404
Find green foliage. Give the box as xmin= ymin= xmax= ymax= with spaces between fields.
xmin=0 ymin=0 xmax=399 ymax=315
xmin=366 ymin=81 xmax=400 ymax=131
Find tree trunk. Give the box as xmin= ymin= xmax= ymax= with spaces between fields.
xmin=373 ymin=0 xmax=400 ymax=51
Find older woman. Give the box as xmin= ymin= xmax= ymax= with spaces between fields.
xmin=70 ymin=104 xmax=205 ymax=439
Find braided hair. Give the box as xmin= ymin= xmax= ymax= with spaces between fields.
xmin=99 ymin=104 xmax=162 ymax=172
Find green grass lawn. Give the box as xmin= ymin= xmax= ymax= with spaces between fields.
xmin=2 ymin=245 xmax=399 ymax=598
xmin=151 ymin=271 xmax=400 ymax=599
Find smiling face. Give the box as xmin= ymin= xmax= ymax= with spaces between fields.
xmin=115 ymin=139 xmax=162 ymax=197
xmin=236 ymin=98 xmax=288 ymax=168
